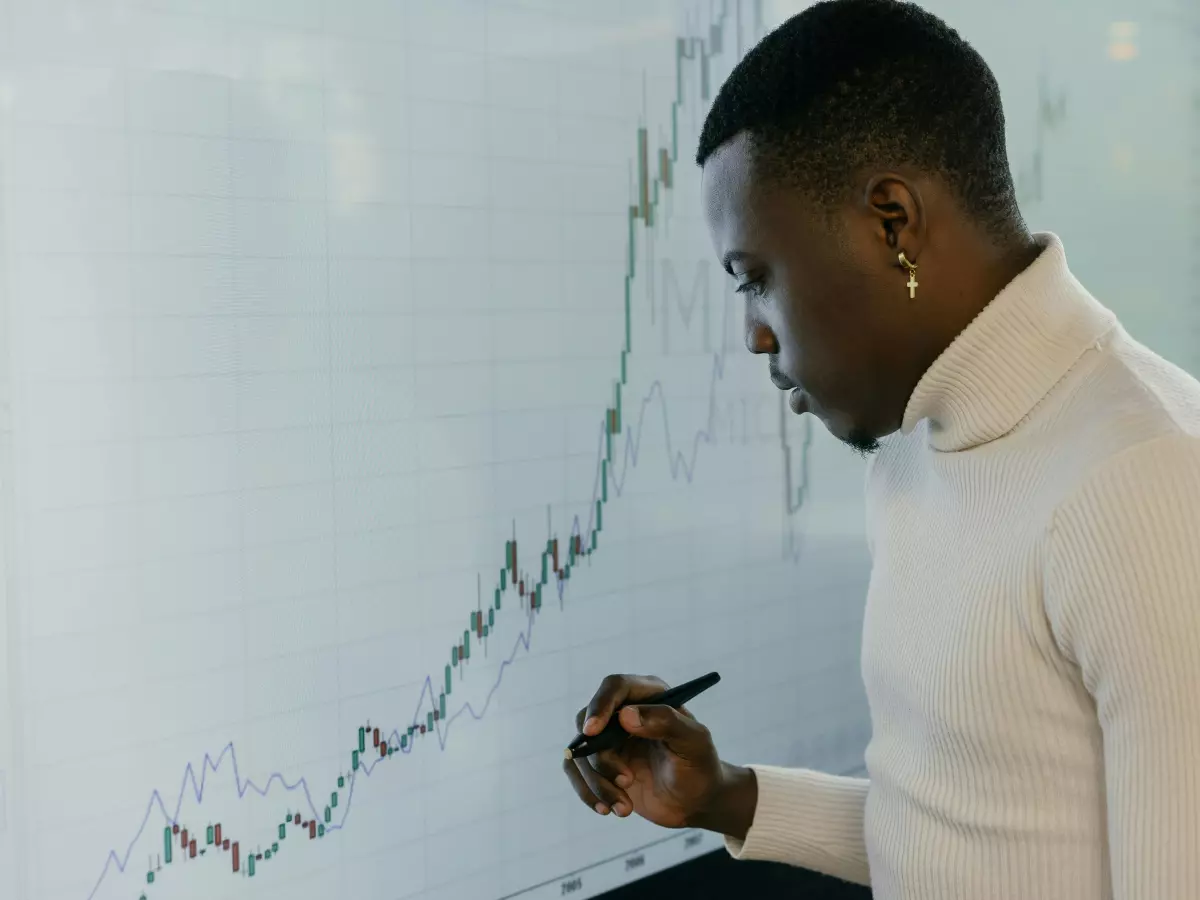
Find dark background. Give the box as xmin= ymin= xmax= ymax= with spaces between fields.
xmin=602 ymin=850 xmax=872 ymax=899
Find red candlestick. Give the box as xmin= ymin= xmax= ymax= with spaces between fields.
xmin=309 ymin=821 xmax=317 ymax=839
xmin=214 ymin=824 xmax=222 ymax=846
xmin=232 ymin=842 xmax=240 ymax=872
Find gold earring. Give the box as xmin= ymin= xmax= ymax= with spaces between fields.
xmin=898 ymin=251 xmax=918 ymax=299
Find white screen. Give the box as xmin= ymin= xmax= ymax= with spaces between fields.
xmin=0 ymin=2 xmax=1193 ymax=899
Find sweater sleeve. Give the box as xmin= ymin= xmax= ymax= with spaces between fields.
xmin=1045 ymin=433 xmax=1200 ymax=900
xmin=723 ymin=765 xmax=871 ymax=885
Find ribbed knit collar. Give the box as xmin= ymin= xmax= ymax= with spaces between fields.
xmin=900 ymin=233 xmax=1116 ymax=452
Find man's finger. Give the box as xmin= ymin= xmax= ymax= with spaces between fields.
xmin=582 ymin=674 xmax=668 ymax=736
xmin=617 ymin=704 xmax=712 ymax=759
xmin=591 ymin=748 xmax=633 ymax=787
xmin=562 ymin=758 xmax=608 ymax=814
xmin=574 ymin=756 xmax=632 ymax=816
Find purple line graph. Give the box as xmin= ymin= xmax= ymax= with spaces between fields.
xmin=87 ymin=279 xmax=802 ymax=898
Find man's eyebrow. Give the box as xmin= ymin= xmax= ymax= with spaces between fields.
xmin=721 ymin=250 xmax=754 ymax=275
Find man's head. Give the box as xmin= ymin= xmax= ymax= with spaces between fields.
xmin=698 ymin=0 xmax=1030 ymax=454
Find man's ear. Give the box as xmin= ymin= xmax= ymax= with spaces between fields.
xmin=864 ymin=173 xmax=926 ymax=264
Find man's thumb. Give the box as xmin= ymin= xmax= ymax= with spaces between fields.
xmin=619 ymin=705 xmax=708 ymax=753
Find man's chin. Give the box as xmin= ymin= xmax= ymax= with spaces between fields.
xmin=842 ymin=430 xmax=881 ymax=456
xmin=806 ymin=399 xmax=880 ymax=457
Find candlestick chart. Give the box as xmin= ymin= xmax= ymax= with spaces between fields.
xmin=34 ymin=4 xmax=839 ymax=900
xmin=9 ymin=0 xmax=1141 ymax=895
xmin=7 ymin=5 xmax=1185 ymax=900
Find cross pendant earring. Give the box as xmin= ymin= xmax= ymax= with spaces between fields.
xmin=898 ymin=251 xmax=919 ymax=299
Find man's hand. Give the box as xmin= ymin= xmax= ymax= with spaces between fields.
xmin=562 ymin=674 xmax=758 ymax=839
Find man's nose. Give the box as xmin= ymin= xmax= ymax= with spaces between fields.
xmin=745 ymin=318 xmax=778 ymax=355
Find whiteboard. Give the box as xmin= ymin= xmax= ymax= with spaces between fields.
xmin=0 ymin=2 xmax=1193 ymax=899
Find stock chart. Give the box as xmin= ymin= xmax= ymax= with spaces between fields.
xmin=0 ymin=1 xmax=1193 ymax=899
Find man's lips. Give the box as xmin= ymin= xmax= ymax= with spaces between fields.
xmin=769 ymin=366 xmax=796 ymax=391
xmin=769 ymin=365 xmax=808 ymax=414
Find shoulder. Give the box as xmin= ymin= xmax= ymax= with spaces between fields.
xmin=1020 ymin=326 xmax=1200 ymax=517
xmin=1048 ymin=327 xmax=1200 ymax=458
xmin=1047 ymin=324 xmax=1200 ymax=524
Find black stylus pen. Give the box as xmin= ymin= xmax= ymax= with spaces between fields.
xmin=564 ymin=671 xmax=721 ymax=760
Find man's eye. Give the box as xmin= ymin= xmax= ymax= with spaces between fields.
xmin=735 ymin=280 xmax=766 ymax=298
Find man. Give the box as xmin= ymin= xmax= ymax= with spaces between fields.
xmin=562 ymin=1 xmax=1200 ymax=898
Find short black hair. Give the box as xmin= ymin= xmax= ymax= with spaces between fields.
xmin=696 ymin=0 xmax=1023 ymax=238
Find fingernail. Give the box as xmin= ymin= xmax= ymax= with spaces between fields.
xmin=594 ymin=802 xmax=609 ymax=815
xmin=621 ymin=706 xmax=641 ymax=727
xmin=615 ymin=773 xmax=631 ymax=788
xmin=584 ymin=717 xmax=600 ymax=735
xmin=615 ymin=802 xmax=631 ymax=817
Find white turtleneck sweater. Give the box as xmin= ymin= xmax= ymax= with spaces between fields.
xmin=726 ymin=234 xmax=1200 ymax=899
